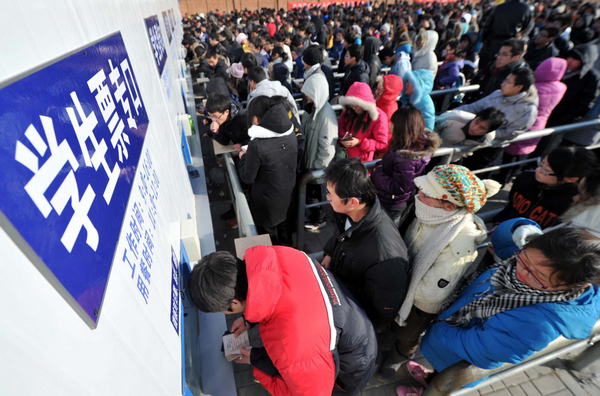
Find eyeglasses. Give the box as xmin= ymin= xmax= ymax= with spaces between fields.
xmin=515 ymin=249 xmax=550 ymax=289
xmin=326 ymin=189 xmax=362 ymax=203
xmin=502 ymin=79 xmax=515 ymax=85
xmin=537 ymin=158 xmax=557 ymax=176
xmin=208 ymin=112 xmax=225 ymax=122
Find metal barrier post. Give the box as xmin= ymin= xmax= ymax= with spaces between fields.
xmin=440 ymin=92 xmax=453 ymax=113
xmin=296 ymin=172 xmax=316 ymax=250
xmin=223 ymin=153 xmax=257 ymax=238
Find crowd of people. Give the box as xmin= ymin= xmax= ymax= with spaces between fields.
xmin=184 ymin=1 xmax=600 ymax=395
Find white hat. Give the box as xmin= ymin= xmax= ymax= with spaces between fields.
xmin=236 ymin=33 xmax=248 ymax=44
xmin=461 ymin=14 xmax=472 ymax=24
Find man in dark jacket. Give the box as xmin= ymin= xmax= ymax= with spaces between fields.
xmin=524 ymin=27 xmax=559 ymax=70
xmin=188 ymin=246 xmax=378 ymax=396
xmin=206 ymin=49 xmax=229 ymax=80
xmin=205 ymin=93 xmax=249 ymax=147
xmin=534 ymin=43 xmax=600 ymax=156
xmin=471 ymin=38 xmax=527 ymax=100
xmin=478 ymin=0 xmax=532 ymax=72
xmin=340 ymin=44 xmax=370 ymax=97
xmin=322 ymin=158 xmax=410 ymax=331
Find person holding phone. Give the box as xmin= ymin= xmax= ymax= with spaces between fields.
xmin=338 ymin=82 xmax=390 ymax=162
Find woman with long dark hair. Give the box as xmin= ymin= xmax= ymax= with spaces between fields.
xmin=372 ymin=106 xmax=440 ymax=224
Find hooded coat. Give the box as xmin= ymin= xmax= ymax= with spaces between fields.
xmin=341 ymin=59 xmax=371 ymax=96
xmin=411 ymin=30 xmax=439 ymax=75
xmin=245 ymin=246 xmax=378 ymax=395
xmin=371 ymin=130 xmax=441 ymax=210
xmin=364 ymin=37 xmax=383 ymax=91
xmin=401 ymin=70 xmax=436 ymax=131
xmin=339 ymin=82 xmax=390 ymax=162
xmin=375 ymin=74 xmax=404 ymax=122
xmin=421 ymin=266 xmax=600 ymax=378
xmin=301 ymin=70 xmax=337 ymax=171
xmin=390 ymin=48 xmax=412 ymax=79
xmin=506 ymin=58 xmax=567 ymax=155
xmin=456 ymin=87 xmax=539 ymax=140
xmin=239 ymin=103 xmax=298 ymax=228
xmin=547 ymin=44 xmax=600 ymax=127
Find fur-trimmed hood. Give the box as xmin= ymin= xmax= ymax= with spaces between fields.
xmin=392 ymin=130 xmax=441 ymax=160
xmin=339 ymin=82 xmax=380 ymax=120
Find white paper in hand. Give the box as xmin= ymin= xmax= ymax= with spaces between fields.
xmin=223 ymin=331 xmax=250 ymax=362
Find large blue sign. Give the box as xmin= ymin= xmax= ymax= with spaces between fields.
xmin=162 ymin=11 xmax=173 ymax=44
xmin=0 ymin=32 xmax=149 ymax=327
xmin=145 ymin=15 xmax=168 ymax=76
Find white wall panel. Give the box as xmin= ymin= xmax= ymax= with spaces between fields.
xmin=0 ymin=0 xmax=199 ymax=395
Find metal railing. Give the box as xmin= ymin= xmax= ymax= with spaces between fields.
xmin=295 ymin=118 xmax=600 ymax=250
xmin=222 ymin=152 xmax=257 ymax=238
xmin=423 ymin=322 xmax=600 ymax=395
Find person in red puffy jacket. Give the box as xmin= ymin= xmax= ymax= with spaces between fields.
xmin=338 ymin=82 xmax=390 ymax=162
xmin=188 ymin=246 xmax=379 ymax=396
xmin=375 ymin=74 xmax=404 ymax=126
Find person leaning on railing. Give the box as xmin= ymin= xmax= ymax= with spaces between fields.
xmin=399 ymin=227 xmax=600 ymax=396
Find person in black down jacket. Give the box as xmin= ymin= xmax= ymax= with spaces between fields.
xmin=493 ymin=147 xmax=598 ymax=229
xmin=206 ymin=49 xmax=230 ymax=81
xmin=340 ymin=44 xmax=371 ymax=97
xmin=321 ymin=158 xmax=410 ymax=331
xmin=239 ymin=96 xmax=298 ymax=245
xmin=524 ymin=27 xmax=560 ymax=70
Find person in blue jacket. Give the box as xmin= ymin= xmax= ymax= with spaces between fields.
xmin=397 ymin=227 xmax=600 ymax=396
xmin=400 ymin=69 xmax=436 ymax=131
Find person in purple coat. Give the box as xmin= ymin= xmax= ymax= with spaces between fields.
xmin=372 ymin=106 xmax=441 ymax=225
xmin=434 ymin=39 xmax=464 ymax=90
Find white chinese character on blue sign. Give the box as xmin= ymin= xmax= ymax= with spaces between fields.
xmin=0 ymin=32 xmax=149 ymax=326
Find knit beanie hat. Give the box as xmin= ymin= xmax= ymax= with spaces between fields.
xmin=227 ymin=62 xmax=244 ymax=79
xmin=414 ymin=164 xmax=501 ymax=213
xmin=302 ymin=45 xmax=322 ymax=66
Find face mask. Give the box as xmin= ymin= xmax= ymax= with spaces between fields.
xmin=442 ymin=49 xmax=448 ymax=57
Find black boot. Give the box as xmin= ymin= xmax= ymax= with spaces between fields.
xmin=376 ymin=345 xmax=410 ymax=382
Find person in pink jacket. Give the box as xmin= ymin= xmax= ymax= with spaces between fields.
xmin=338 ymin=82 xmax=390 ymax=162
xmin=496 ymin=58 xmax=567 ymax=185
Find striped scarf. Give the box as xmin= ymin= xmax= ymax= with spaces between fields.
xmin=445 ymin=258 xmax=586 ymax=326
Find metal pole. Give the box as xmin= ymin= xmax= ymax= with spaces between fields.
xmin=440 ymin=92 xmax=452 ymax=113
xmin=569 ymin=340 xmax=600 ymax=372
